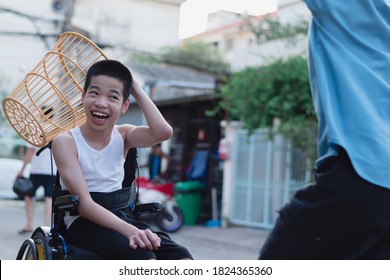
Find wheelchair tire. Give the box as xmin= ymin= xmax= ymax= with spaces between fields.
xmin=16 ymin=239 xmax=37 ymax=260
xmin=16 ymin=227 xmax=51 ymax=260
xmin=32 ymin=229 xmax=50 ymax=259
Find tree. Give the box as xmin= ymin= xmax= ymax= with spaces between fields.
xmin=242 ymin=17 xmax=309 ymax=46
xmin=160 ymin=41 xmax=230 ymax=76
xmin=218 ymin=55 xmax=317 ymax=163
xmin=212 ymin=15 xmax=317 ymax=162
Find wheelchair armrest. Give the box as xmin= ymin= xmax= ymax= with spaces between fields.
xmin=54 ymin=195 xmax=79 ymax=210
xmin=133 ymin=202 xmax=163 ymax=216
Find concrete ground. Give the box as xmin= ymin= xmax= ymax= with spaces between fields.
xmin=0 ymin=198 xmax=269 ymax=260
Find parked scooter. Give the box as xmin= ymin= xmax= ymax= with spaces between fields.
xmin=136 ymin=176 xmax=184 ymax=233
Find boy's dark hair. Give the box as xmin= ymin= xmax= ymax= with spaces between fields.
xmin=83 ymin=60 xmax=133 ymax=100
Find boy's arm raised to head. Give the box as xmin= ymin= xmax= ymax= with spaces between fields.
xmin=123 ymin=79 xmax=173 ymax=149
xmin=51 ymin=132 xmax=160 ymax=250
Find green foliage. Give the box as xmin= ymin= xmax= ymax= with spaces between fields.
xmin=218 ymin=55 xmax=317 ymax=161
xmin=160 ymin=41 xmax=230 ymax=76
xmin=243 ymin=17 xmax=309 ymax=46
xmin=126 ymin=41 xmax=231 ymax=79
xmin=127 ymin=51 xmax=161 ymax=64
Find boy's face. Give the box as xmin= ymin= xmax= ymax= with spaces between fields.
xmin=81 ymin=75 xmax=129 ymax=130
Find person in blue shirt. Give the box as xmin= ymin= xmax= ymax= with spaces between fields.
xmin=147 ymin=143 xmax=170 ymax=181
xmin=259 ymin=0 xmax=390 ymax=259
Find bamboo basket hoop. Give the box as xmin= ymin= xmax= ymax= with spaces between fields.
xmin=2 ymin=32 xmax=108 ymax=147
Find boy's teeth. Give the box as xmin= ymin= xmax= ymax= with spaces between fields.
xmin=93 ymin=111 xmax=108 ymax=117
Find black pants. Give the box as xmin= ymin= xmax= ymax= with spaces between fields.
xmin=259 ymin=149 xmax=390 ymax=259
xmin=67 ymin=209 xmax=193 ymax=260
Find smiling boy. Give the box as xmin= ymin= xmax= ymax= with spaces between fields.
xmin=52 ymin=60 xmax=192 ymax=259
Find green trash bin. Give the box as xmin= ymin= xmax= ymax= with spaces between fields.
xmin=175 ymin=181 xmax=203 ymax=225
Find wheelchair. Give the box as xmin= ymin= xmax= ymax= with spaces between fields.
xmin=16 ymin=145 xmax=162 ymax=260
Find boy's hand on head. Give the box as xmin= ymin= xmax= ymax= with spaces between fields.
xmin=129 ymin=229 xmax=161 ymax=250
xmin=130 ymin=79 xmax=143 ymax=96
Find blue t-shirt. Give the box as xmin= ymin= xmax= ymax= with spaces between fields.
xmin=304 ymin=0 xmax=390 ymax=188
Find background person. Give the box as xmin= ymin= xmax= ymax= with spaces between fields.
xmin=17 ymin=143 xmax=57 ymax=234
xmin=146 ymin=143 xmax=171 ymax=181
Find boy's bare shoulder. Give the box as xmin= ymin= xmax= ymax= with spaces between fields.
xmin=117 ymin=124 xmax=136 ymax=149
xmin=117 ymin=124 xmax=135 ymax=135
xmin=52 ymin=131 xmax=74 ymax=147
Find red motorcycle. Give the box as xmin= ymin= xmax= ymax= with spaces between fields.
xmin=136 ymin=176 xmax=184 ymax=233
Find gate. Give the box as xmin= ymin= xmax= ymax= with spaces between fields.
xmin=229 ymin=129 xmax=311 ymax=229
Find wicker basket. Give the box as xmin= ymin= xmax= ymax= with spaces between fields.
xmin=2 ymin=32 xmax=108 ymax=147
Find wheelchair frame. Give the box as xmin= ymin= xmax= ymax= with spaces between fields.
xmin=16 ymin=145 xmax=162 ymax=260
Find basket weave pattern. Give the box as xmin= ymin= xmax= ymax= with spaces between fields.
xmin=2 ymin=32 xmax=108 ymax=147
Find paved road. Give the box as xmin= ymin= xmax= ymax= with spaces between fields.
xmin=0 ymin=198 xmax=268 ymax=260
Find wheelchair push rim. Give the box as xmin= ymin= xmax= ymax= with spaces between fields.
xmin=16 ymin=227 xmax=51 ymax=260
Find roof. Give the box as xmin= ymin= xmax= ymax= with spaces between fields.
xmin=129 ymin=63 xmax=216 ymax=86
xmin=129 ymin=63 xmax=218 ymax=104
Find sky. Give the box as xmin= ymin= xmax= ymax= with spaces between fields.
xmin=179 ymin=0 xmax=279 ymax=38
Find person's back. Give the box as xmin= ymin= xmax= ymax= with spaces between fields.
xmin=306 ymin=0 xmax=390 ymax=187
xmin=259 ymin=0 xmax=390 ymax=260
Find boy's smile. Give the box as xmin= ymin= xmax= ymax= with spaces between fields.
xmin=82 ymin=75 xmax=129 ymax=129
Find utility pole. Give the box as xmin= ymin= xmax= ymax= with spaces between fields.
xmin=51 ymin=0 xmax=75 ymax=32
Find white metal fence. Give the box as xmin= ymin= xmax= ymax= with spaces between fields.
xmin=226 ymin=128 xmax=312 ymax=229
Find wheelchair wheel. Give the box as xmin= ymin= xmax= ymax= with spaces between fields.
xmin=16 ymin=227 xmax=50 ymax=260
xmin=16 ymin=239 xmax=37 ymax=260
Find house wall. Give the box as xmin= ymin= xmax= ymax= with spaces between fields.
xmin=73 ymin=0 xmax=183 ymax=54
xmin=0 ymin=0 xmax=60 ymax=86
xmin=0 ymin=0 xmax=183 ymax=86
xmin=183 ymin=0 xmax=310 ymax=71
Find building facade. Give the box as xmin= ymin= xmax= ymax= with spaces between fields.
xmin=0 ymin=0 xmax=184 ymax=86
xmin=183 ymin=0 xmax=310 ymax=71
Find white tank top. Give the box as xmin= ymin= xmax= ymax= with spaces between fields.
xmin=61 ymin=126 xmax=125 ymax=193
